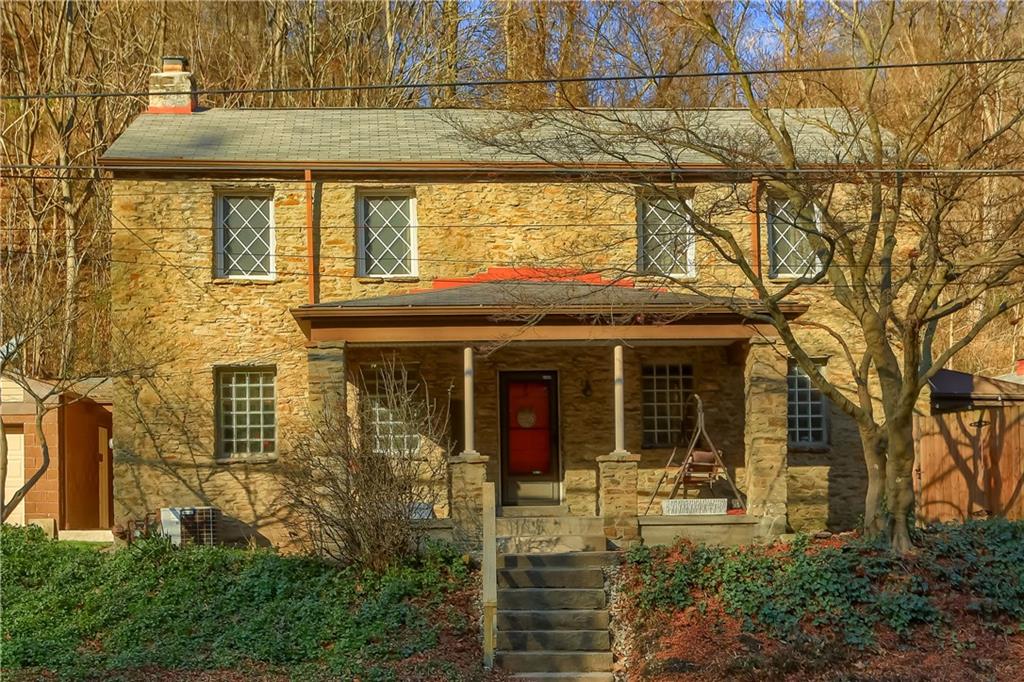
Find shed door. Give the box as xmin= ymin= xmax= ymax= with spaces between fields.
xmin=4 ymin=431 xmax=26 ymax=525
xmin=501 ymin=372 xmax=559 ymax=506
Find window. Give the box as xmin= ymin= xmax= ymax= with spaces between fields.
xmin=638 ymin=196 xmax=695 ymax=276
xmin=787 ymin=360 xmax=829 ymax=448
xmin=215 ymin=194 xmax=274 ymax=279
xmin=361 ymin=367 xmax=423 ymax=456
xmin=358 ymin=194 xmax=417 ymax=277
xmin=642 ymin=364 xmax=695 ymax=447
xmin=216 ymin=367 xmax=276 ymax=458
xmin=767 ymin=196 xmax=822 ymax=278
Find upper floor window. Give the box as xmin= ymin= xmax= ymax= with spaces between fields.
xmin=216 ymin=366 xmax=276 ymax=459
xmin=638 ymin=196 xmax=695 ymax=277
xmin=787 ymin=359 xmax=828 ymax=448
xmin=358 ymin=194 xmax=417 ymax=277
xmin=215 ymin=194 xmax=274 ymax=279
xmin=767 ymin=196 xmax=823 ymax=278
xmin=641 ymin=364 xmax=695 ymax=448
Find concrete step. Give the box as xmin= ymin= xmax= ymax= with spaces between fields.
xmin=496 ymin=516 xmax=604 ymax=538
xmin=502 ymin=551 xmax=621 ymax=570
xmin=498 ymin=629 xmax=610 ymax=651
xmin=498 ymin=567 xmax=604 ymax=589
xmin=498 ymin=609 xmax=610 ymax=631
xmin=500 ymin=505 xmax=569 ymax=517
xmin=510 ymin=674 xmax=614 ymax=682
xmin=496 ymin=651 xmax=613 ymax=674
xmin=498 ymin=588 xmax=606 ymax=610
xmin=497 ymin=535 xmax=608 ymax=554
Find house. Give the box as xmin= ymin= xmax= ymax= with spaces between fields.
xmin=99 ymin=57 xmax=871 ymax=548
xmin=1 ymin=377 xmax=114 ymax=536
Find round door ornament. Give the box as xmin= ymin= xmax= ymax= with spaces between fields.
xmin=516 ymin=407 xmax=537 ymax=428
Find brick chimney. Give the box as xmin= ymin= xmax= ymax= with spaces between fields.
xmin=1016 ymin=358 xmax=1024 ymax=376
xmin=148 ymin=56 xmax=197 ymax=114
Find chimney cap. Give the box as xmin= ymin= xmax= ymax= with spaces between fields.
xmin=161 ymin=55 xmax=189 ymax=72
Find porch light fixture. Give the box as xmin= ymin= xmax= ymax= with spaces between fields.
xmin=581 ymin=377 xmax=593 ymax=397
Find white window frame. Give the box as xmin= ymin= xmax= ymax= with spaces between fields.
xmin=215 ymin=366 xmax=277 ymax=460
xmin=766 ymin=196 xmax=823 ymax=279
xmin=637 ymin=195 xmax=697 ymax=278
xmin=214 ymin=192 xmax=276 ymax=281
xmin=641 ymin=364 xmax=696 ymax=448
xmin=359 ymin=364 xmax=423 ymax=457
xmin=356 ymin=192 xmax=419 ymax=278
xmin=787 ymin=359 xmax=830 ymax=449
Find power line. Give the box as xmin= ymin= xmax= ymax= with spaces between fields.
xmin=6 ymin=166 xmax=1024 ymax=177
xmin=3 ymin=56 xmax=1022 ymax=102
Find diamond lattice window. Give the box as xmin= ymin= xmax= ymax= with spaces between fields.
xmin=639 ymin=198 xmax=695 ymax=276
xmin=216 ymin=195 xmax=274 ymax=278
xmin=359 ymin=195 xmax=416 ymax=276
xmin=642 ymin=364 xmax=696 ymax=447
xmin=767 ymin=197 xmax=822 ymax=278
xmin=217 ymin=367 xmax=276 ymax=458
xmin=787 ymin=360 xmax=829 ymax=447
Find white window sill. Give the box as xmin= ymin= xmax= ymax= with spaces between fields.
xmin=212 ymin=277 xmax=278 ymax=286
xmin=356 ymin=276 xmax=420 ymax=284
xmin=214 ymin=454 xmax=278 ymax=464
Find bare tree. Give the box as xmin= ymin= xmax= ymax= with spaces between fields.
xmin=282 ymin=361 xmax=452 ymax=570
xmin=450 ymin=1 xmax=1024 ymax=553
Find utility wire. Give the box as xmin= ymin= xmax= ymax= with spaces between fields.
xmin=2 ymin=56 xmax=1022 ymax=102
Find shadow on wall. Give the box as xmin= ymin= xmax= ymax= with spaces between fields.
xmin=113 ymin=372 xmax=286 ymax=547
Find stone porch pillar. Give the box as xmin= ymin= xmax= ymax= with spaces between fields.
xmin=743 ymin=337 xmax=789 ymax=539
xmin=598 ymin=344 xmax=640 ymax=547
xmin=449 ymin=346 xmax=489 ymax=549
xmin=597 ymin=451 xmax=641 ymax=548
xmin=307 ymin=340 xmax=347 ymax=419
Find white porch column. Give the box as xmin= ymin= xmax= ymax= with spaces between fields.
xmin=612 ymin=344 xmax=628 ymax=455
xmin=462 ymin=346 xmax=478 ymax=455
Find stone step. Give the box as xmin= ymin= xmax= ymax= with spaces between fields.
xmin=497 ymin=629 xmax=610 ymax=651
xmin=498 ymin=567 xmax=605 ymax=589
xmin=498 ymin=609 xmax=610 ymax=631
xmin=497 ymin=535 xmax=608 ymax=554
xmin=496 ymin=516 xmax=604 ymax=538
xmin=496 ymin=651 xmax=613 ymax=674
xmin=501 ymin=551 xmax=621 ymax=570
xmin=500 ymin=505 xmax=569 ymax=517
xmin=510 ymin=674 xmax=614 ymax=682
xmin=498 ymin=588 xmax=606 ymax=610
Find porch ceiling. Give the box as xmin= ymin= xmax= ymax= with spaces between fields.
xmin=292 ymin=281 xmax=806 ymax=345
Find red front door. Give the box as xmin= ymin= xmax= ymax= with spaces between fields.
xmin=501 ymin=372 xmax=559 ymax=505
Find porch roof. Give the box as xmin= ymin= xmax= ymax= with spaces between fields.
xmin=292 ymin=281 xmax=806 ymax=345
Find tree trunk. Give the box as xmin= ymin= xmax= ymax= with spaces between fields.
xmin=884 ymin=415 xmax=916 ymax=553
xmin=860 ymin=425 xmax=887 ymax=537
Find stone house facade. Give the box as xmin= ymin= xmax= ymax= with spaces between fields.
xmin=101 ymin=59 xmax=869 ymax=547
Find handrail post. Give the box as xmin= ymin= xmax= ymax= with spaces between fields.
xmin=482 ymin=481 xmax=497 ymax=669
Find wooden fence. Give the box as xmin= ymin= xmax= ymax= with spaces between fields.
xmin=914 ymin=404 xmax=1024 ymax=523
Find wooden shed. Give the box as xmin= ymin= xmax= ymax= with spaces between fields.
xmin=914 ymin=369 xmax=1024 ymax=523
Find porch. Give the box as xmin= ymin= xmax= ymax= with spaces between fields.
xmin=293 ymin=280 xmax=803 ymax=547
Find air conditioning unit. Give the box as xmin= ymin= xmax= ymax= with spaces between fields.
xmin=160 ymin=506 xmax=222 ymax=546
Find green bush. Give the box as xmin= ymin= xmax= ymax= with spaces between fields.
xmin=0 ymin=525 xmax=472 ymax=679
xmin=624 ymin=518 xmax=1024 ymax=647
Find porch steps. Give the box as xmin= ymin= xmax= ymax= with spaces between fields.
xmin=495 ymin=532 xmax=620 ymax=680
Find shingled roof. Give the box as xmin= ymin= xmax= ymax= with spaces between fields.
xmin=293 ymin=281 xmax=806 ymax=317
xmin=101 ymin=107 xmax=865 ymax=170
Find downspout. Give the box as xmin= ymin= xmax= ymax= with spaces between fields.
xmin=749 ymin=178 xmax=763 ymax=296
xmin=304 ymin=169 xmax=316 ymax=304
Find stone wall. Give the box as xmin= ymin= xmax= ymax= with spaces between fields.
xmin=110 ymin=178 xmax=872 ymax=543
